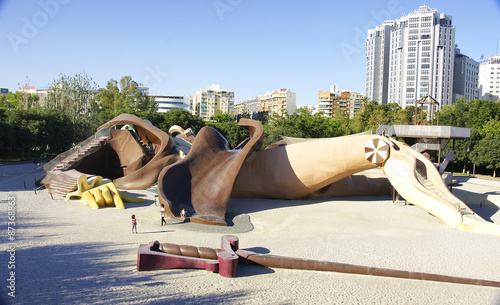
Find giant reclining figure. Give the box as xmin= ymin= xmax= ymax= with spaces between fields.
xmin=159 ymin=119 xmax=500 ymax=236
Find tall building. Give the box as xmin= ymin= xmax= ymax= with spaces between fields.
xmin=453 ymin=47 xmax=479 ymax=103
xmin=153 ymin=95 xmax=190 ymax=113
xmin=191 ymin=84 xmax=235 ymax=120
xmin=258 ymin=88 xmax=296 ymax=117
xmin=366 ymin=6 xmax=456 ymax=109
xmin=366 ymin=21 xmax=394 ymax=104
xmin=478 ymin=55 xmax=500 ymax=101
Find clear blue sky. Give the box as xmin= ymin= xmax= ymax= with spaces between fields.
xmin=1 ymin=0 xmax=499 ymax=106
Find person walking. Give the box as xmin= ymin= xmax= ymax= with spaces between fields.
xmin=160 ymin=204 xmax=167 ymax=226
xmin=131 ymin=214 xmax=138 ymax=233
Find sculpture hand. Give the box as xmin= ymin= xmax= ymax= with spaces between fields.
xmin=66 ymin=175 xmax=145 ymax=209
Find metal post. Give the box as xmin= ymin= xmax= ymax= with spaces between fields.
xmin=450 ymin=139 xmax=455 ymax=192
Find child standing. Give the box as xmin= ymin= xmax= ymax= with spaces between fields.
xmin=160 ymin=204 xmax=167 ymax=226
xmin=131 ymin=214 xmax=138 ymax=234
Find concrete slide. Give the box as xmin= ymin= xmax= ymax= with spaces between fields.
xmin=382 ymin=138 xmax=500 ymax=236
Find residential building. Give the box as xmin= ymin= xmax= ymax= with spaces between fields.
xmin=318 ymin=86 xmax=340 ymax=117
xmin=453 ymin=47 xmax=479 ymax=103
xmin=191 ymin=84 xmax=235 ymax=120
xmin=366 ymin=21 xmax=394 ymax=104
xmin=318 ymin=86 xmax=365 ymax=118
xmin=234 ymin=97 xmax=262 ymax=120
xmin=478 ymin=55 xmax=500 ymax=101
xmin=342 ymin=91 xmax=365 ymax=118
xmin=258 ymin=88 xmax=296 ymax=117
xmin=366 ymin=6 xmax=456 ymax=109
xmin=153 ymin=95 xmax=190 ymax=113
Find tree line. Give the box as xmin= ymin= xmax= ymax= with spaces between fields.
xmin=0 ymin=72 xmax=498 ymax=176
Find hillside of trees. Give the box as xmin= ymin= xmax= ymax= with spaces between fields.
xmin=1 ymin=73 xmax=499 ymax=177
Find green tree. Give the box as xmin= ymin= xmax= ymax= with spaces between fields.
xmin=206 ymin=112 xmax=247 ymax=148
xmin=46 ymin=72 xmax=98 ymax=119
xmin=95 ymin=76 xmax=156 ymax=114
xmin=470 ymin=136 xmax=500 ymax=178
xmin=479 ymin=119 xmax=500 ymax=138
xmin=263 ymin=124 xmax=303 ymax=148
xmin=467 ymin=99 xmax=500 ymax=130
xmin=352 ymin=100 xmax=378 ymax=132
xmin=438 ymin=99 xmax=469 ymax=127
xmin=0 ymin=91 xmax=39 ymax=110
xmin=158 ymin=108 xmax=206 ymax=134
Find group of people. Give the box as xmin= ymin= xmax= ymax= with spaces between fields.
xmin=131 ymin=204 xmax=187 ymax=233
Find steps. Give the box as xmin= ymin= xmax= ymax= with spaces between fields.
xmin=52 ymin=136 xmax=109 ymax=171
xmin=42 ymin=170 xmax=92 ymax=197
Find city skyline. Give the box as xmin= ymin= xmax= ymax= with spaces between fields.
xmin=1 ymin=0 xmax=499 ymax=106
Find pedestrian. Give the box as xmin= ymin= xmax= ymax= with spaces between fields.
xmin=160 ymin=204 xmax=167 ymax=226
xmin=131 ymin=214 xmax=138 ymax=233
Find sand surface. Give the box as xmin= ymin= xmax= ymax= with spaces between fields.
xmin=1 ymin=163 xmax=500 ymax=304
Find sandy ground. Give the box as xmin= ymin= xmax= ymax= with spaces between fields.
xmin=0 ymin=163 xmax=500 ymax=305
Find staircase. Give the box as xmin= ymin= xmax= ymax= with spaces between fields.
xmin=52 ymin=136 xmax=109 ymax=171
xmin=41 ymin=135 xmax=109 ymax=197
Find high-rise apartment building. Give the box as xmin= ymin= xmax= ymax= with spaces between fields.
xmin=453 ymin=47 xmax=479 ymax=103
xmin=478 ymin=55 xmax=500 ymax=101
xmin=191 ymin=84 xmax=235 ymax=120
xmin=366 ymin=6 xmax=456 ymax=109
xmin=366 ymin=21 xmax=394 ymax=104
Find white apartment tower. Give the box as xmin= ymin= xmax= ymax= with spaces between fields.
xmin=366 ymin=6 xmax=456 ymax=109
xmin=191 ymin=84 xmax=235 ymax=120
xmin=366 ymin=21 xmax=394 ymax=104
xmin=478 ymin=55 xmax=500 ymax=101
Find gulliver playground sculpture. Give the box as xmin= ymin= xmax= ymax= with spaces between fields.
xmin=42 ymin=114 xmax=500 ymax=236
xmin=159 ymin=118 xmax=500 ymax=236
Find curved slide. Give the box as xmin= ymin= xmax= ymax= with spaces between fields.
xmin=382 ymin=138 xmax=500 ymax=236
